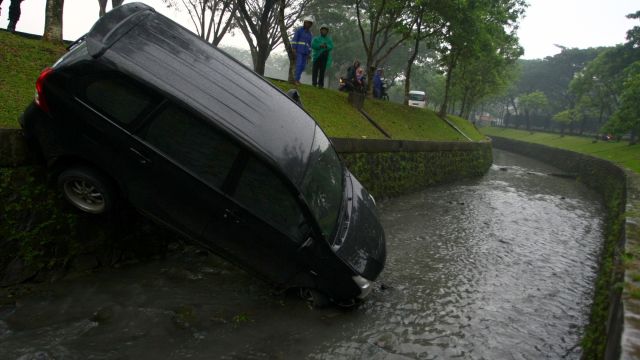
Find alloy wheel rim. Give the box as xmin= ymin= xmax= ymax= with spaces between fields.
xmin=64 ymin=179 xmax=105 ymax=213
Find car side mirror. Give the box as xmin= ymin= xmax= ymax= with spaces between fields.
xmin=286 ymin=89 xmax=303 ymax=107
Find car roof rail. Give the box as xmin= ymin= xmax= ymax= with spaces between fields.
xmin=86 ymin=2 xmax=155 ymax=59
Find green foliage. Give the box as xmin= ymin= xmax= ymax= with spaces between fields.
xmin=518 ymin=91 xmax=548 ymax=114
xmin=0 ymin=167 xmax=80 ymax=270
xmin=602 ymin=61 xmax=640 ymax=141
xmin=0 ymin=31 xmax=66 ymax=128
xmin=435 ymin=0 xmax=526 ymax=116
xmin=551 ymin=109 xmax=574 ymax=125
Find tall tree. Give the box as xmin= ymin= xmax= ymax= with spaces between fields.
xmin=162 ymin=0 xmax=236 ymax=46
xmin=236 ymin=0 xmax=308 ymax=75
xmin=43 ymin=0 xmax=64 ymax=42
xmin=352 ymin=0 xmax=413 ymax=93
xmin=518 ymin=91 xmax=548 ymax=130
xmin=402 ymin=0 xmax=445 ymax=105
xmin=436 ymin=0 xmax=526 ymax=117
xmin=603 ymin=61 xmax=640 ymax=144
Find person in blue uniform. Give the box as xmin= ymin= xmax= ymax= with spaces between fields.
xmin=291 ymin=16 xmax=314 ymax=85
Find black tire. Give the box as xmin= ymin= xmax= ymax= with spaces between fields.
xmin=57 ymin=167 xmax=117 ymax=215
xmin=299 ymin=288 xmax=331 ymax=308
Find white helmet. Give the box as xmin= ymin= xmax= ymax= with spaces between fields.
xmin=303 ymin=16 xmax=315 ymax=24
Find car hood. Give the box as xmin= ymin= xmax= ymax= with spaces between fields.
xmin=334 ymin=171 xmax=386 ymax=280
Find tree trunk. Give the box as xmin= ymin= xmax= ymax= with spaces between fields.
xmin=439 ymin=60 xmax=455 ymax=117
xmin=43 ymin=0 xmax=64 ymax=42
xmin=254 ymin=41 xmax=271 ymax=75
xmin=404 ymin=17 xmax=422 ymax=105
xmin=277 ymin=0 xmax=295 ymax=82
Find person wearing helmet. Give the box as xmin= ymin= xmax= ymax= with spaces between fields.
xmin=311 ymin=24 xmax=333 ymax=88
xmin=291 ymin=16 xmax=314 ymax=85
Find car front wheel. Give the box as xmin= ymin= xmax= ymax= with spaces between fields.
xmin=58 ymin=167 xmax=116 ymax=215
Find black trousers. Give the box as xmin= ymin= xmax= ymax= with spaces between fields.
xmin=312 ymin=51 xmax=329 ymax=87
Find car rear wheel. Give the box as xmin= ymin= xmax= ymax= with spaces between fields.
xmin=58 ymin=167 xmax=116 ymax=214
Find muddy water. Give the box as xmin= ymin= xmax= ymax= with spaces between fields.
xmin=0 ymin=149 xmax=604 ymax=360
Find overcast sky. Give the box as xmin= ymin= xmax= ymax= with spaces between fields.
xmin=0 ymin=0 xmax=637 ymax=60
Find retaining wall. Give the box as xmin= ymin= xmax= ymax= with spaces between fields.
xmin=490 ymin=136 xmax=640 ymax=360
xmin=331 ymin=137 xmax=493 ymax=199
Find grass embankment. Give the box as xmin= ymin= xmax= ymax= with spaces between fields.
xmin=482 ymin=127 xmax=640 ymax=174
xmin=273 ymin=79 xmax=485 ymax=141
xmin=0 ymin=30 xmax=484 ymax=142
xmin=0 ymin=31 xmax=66 ymax=128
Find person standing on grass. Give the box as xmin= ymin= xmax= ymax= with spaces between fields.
xmin=311 ymin=24 xmax=333 ymax=89
xmin=291 ymin=16 xmax=314 ymax=85
xmin=373 ymin=68 xmax=383 ymax=99
xmin=7 ymin=0 xmax=24 ymax=33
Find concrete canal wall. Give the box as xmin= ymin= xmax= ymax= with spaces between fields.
xmin=331 ymin=137 xmax=493 ymax=199
xmin=490 ymin=136 xmax=640 ymax=360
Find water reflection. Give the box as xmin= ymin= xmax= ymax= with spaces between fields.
xmin=0 ymin=150 xmax=603 ymax=359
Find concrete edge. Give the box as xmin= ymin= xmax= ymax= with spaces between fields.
xmin=622 ymin=170 xmax=640 ymax=359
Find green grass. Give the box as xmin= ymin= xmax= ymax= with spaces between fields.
xmin=481 ymin=127 xmax=640 ymax=173
xmin=0 ymin=31 xmax=66 ymax=128
xmin=0 ymin=31 xmax=486 ymax=143
xmin=273 ymin=80 xmax=485 ymax=141
xmin=272 ymin=80 xmax=386 ymax=139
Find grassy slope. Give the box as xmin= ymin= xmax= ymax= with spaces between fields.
xmin=273 ymin=80 xmax=485 ymax=141
xmin=0 ymin=31 xmax=66 ymax=128
xmin=482 ymin=127 xmax=640 ymax=173
xmin=0 ymin=31 xmax=485 ymax=143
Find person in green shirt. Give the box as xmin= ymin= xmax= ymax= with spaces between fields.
xmin=311 ymin=24 xmax=333 ymax=88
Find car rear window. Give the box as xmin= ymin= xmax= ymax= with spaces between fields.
xmin=142 ymin=104 xmax=240 ymax=188
xmin=84 ymin=77 xmax=156 ymax=125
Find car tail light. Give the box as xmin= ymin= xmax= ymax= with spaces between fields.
xmin=35 ymin=67 xmax=54 ymax=112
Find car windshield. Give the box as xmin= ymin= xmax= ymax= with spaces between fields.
xmin=301 ymin=127 xmax=344 ymax=241
xmin=409 ymin=93 xmax=425 ymax=101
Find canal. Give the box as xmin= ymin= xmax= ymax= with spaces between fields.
xmin=0 ymin=149 xmax=604 ymax=359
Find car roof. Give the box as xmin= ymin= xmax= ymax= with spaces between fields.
xmin=86 ymin=2 xmax=316 ymax=186
xmin=408 ymin=90 xmax=425 ymax=95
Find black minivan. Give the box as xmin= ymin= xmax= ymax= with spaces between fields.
xmin=20 ymin=3 xmax=385 ymax=304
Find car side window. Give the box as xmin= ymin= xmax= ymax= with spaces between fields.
xmin=234 ymin=157 xmax=306 ymax=242
xmin=83 ymin=76 xmax=156 ymax=125
xmin=142 ymin=105 xmax=240 ymax=188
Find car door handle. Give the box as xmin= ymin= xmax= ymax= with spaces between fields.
xmin=129 ymin=147 xmax=152 ymax=165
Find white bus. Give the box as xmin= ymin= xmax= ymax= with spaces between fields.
xmin=408 ymin=90 xmax=427 ymax=108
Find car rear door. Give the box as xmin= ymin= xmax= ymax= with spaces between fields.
xmin=202 ymin=155 xmax=314 ymax=285
xmin=71 ymin=71 xmax=162 ymax=179
xmin=125 ymin=103 xmax=242 ymax=240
